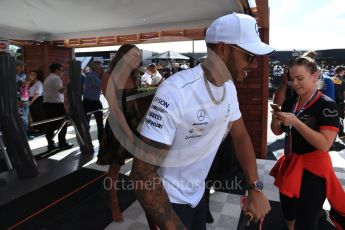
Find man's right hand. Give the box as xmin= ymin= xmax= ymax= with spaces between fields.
xmin=242 ymin=190 xmax=271 ymax=222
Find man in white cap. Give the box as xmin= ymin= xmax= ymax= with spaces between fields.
xmin=129 ymin=13 xmax=275 ymax=229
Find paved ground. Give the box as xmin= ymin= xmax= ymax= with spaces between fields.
xmin=1 ymin=98 xmax=344 ymax=229
xmin=101 ymin=100 xmax=345 ymax=229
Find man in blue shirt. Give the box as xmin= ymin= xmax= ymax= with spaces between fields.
xmin=83 ymin=61 xmax=104 ymax=143
xmin=333 ymin=65 xmax=345 ymax=137
xmin=320 ymin=71 xmax=335 ymax=101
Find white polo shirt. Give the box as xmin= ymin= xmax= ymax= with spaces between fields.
xmin=140 ymin=64 xmax=241 ymax=207
xmin=43 ymin=73 xmax=64 ymax=103
xmin=141 ymin=72 xmax=152 ymax=86
xmin=29 ymin=80 xmax=43 ymax=97
xmin=151 ymin=71 xmax=163 ymax=85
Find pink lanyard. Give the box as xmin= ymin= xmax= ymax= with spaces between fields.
xmin=292 ymin=90 xmax=318 ymax=117
xmin=285 ymin=91 xmax=318 ymax=157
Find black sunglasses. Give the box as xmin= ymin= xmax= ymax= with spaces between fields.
xmin=229 ymin=45 xmax=256 ymax=64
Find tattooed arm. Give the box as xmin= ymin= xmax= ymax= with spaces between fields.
xmin=129 ymin=136 xmax=186 ymax=230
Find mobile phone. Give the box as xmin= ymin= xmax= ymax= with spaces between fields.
xmin=270 ymin=104 xmax=280 ymax=112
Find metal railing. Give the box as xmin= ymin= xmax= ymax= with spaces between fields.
xmin=0 ymin=130 xmax=13 ymax=170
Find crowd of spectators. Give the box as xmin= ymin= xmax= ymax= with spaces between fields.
xmin=269 ymin=60 xmax=343 ymax=99
xmin=139 ymin=62 xmax=191 ymax=88
xmin=14 ymin=57 xmax=191 ymax=152
xmin=15 ymin=61 xmax=75 ymax=151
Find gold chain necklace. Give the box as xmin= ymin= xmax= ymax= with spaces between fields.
xmin=202 ymin=71 xmax=226 ymax=105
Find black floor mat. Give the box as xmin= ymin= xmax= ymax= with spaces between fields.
xmin=45 ymin=174 xmax=137 ymax=230
xmin=0 ymin=158 xmax=9 ymax=174
xmin=266 ymin=150 xmax=277 ymax=160
xmin=266 ymin=138 xmax=285 ymax=161
xmin=330 ymin=142 xmax=345 ymax=151
xmin=0 ymin=169 xmax=137 ymax=229
xmin=237 ymin=200 xmax=336 ymax=230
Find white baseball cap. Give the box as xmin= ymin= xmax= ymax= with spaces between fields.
xmin=205 ymin=13 xmax=275 ymax=55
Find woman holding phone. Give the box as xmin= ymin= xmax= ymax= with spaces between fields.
xmin=270 ymin=56 xmax=345 ymax=229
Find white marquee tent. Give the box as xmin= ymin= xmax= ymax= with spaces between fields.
xmin=0 ymin=0 xmax=245 ymax=41
xmin=0 ymin=0 xmax=273 ymax=159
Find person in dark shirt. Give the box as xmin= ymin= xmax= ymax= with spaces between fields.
xmin=333 ymin=65 xmax=345 ymax=137
xmin=82 ymin=61 xmax=104 ymax=144
xmin=270 ymin=56 xmax=345 ymax=230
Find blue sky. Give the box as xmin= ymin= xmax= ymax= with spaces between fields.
xmin=269 ymin=0 xmax=345 ymax=50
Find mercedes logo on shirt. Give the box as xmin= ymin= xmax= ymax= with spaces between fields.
xmin=197 ymin=109 xmax=206 ymax=121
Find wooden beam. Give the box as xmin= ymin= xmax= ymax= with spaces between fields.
xmin=260 ymin=28 xmax=270 ymax=159
xmin=256 ymin=0 xmax=270 ymax=159
xmin=255 ymin=0 xmax=269 ymax=28
xmin=26 ymin=27 xmax=204 ymax=48
xmin=237 ymin=0 xmax=252 ymax=15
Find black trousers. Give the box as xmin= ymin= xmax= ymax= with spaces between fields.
xmin=29 ymin=96 xmax=46 ymax=131
xmin=43 ymin=102 xmax=67 ymax=146
xmin=147 ymin=193 xmax=207 ymax=230
xmin=280 ymin=170 xmax=326 ymax=230
xmin=82 ymin=98 xmax=104 ymax=143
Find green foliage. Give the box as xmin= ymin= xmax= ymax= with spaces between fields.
xmin=137 ymin=87 xmax=157 ymax=93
